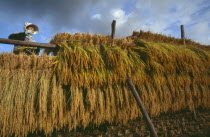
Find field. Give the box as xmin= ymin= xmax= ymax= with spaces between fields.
xmin=0 ymin=31 xmax=209 ymax=136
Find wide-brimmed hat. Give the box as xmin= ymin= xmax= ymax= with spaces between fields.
xmin=24 ymin=22 xmax=39 ymax=34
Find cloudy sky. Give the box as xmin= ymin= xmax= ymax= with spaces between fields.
xmin=0 ymin=0 xmax=210 ymax=52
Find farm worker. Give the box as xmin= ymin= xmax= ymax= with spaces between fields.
xmin=8 ymin=22 xmax=40 ymax=55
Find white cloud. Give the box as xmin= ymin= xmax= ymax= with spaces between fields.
xmin=131 ymin=0 xmax=210 ymax=45
xmin=94 ymin=0 xmax=202 ymax=38
xmin=187 ymin=22 xmax=210 ymax=45
xmin=91 ymin=14 xmax=101 ymax=20
xmin=189 ymin=22 xmax=209 ymax=35
xmin=111 ymin=9 xmax=125 ymax=18
xmin=110 ymin=9 xmax=128 ymax=26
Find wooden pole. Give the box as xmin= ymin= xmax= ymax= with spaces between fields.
xmin=127 ymin=77 xmax=158 ymax=137
xmin=193 ymin=105 xmax=197 ymax=121
xmin=0 ymin=38 xmax=56 ymax=48
xmin=180 ymin=25 xmax=186 ymax=45
xmin=181 ymin=25 xmax=197 ymax=120
xmin=111 ymin=20 xmax=116 ymax=39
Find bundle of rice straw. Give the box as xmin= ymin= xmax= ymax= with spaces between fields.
xmin=0 ymin=32 xmax=209 ymax=136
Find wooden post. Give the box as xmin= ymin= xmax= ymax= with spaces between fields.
xmin=180 ymin=25 xmax=186 ymax=45
xmin=127 ymin=77 xmax=158 ymax=137
xmin=193 ymin=105 xmax=197 ymax=121
xmin=181 ymin=25 xmax=197 ymax=119
xmin=111 ymin=20 xmax=116 ymax=39
xmin=0 ymin=38 xmax=56 ymax=48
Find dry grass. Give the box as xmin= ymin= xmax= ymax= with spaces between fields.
xmin=0 ymin=32 xmax=209 ymax=136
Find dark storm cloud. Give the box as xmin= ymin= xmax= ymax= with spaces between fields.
xmin=0 ymin=0 xmax=95 ymax=29
xmin=0 ymin=0 xmax=129 ymax=36
xmin=0 ymin=0 xmax=126 ymax=31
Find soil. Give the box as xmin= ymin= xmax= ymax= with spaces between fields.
xmin=28 ymin=109 xmax=210 ymax=137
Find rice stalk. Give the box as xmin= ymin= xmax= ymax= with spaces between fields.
xmin=0 ymin=32 xmax=209 ymax=136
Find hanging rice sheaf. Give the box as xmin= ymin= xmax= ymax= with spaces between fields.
xmin=0 ymin=32 xmax=209 ymax=136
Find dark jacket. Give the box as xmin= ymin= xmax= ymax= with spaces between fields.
xmin=8 ymin=32 xmax=26 ymax=41
xmin=8 ymin=32 xmax=40 ymax=55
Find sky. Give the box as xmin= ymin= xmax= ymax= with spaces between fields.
xmin=0 ymin=0 xmax=210 ymax=52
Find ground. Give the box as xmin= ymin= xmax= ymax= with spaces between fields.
xmin=29 ymin=109 xmax=210 ymax=137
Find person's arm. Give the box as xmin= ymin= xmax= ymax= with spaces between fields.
xmin=8 ymin=32 xmax=26 ymax=54
xmin=8 ymin=32 xmax=25 ymax=41
xmin=8 ymin=33 xmax=16 ymax=39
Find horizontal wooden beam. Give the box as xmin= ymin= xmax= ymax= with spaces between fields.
xmin=0 ymin=38 xmax=56 ymax=48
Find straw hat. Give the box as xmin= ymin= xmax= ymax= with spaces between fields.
xmin=24 ymin=22 xmax=39 ymax=34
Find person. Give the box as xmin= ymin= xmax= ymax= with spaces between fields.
xmin=8 ymin=22 xmax=40 ymax=55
